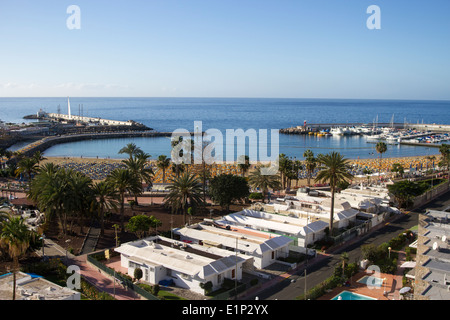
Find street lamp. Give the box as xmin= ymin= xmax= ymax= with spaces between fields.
xmin=65 ymin=239 xmax=71 ymax=264
xmin=39 ymin=234 xmax=46 ymax=257
xmin=388 ymin=247 xmax=392 ymax=259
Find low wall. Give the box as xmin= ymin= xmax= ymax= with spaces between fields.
xmin=413 ymin=181 xmax=450 ymax=208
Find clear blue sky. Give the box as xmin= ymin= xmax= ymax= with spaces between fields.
xmin=0 ymin=0 xmax=449 ymax=99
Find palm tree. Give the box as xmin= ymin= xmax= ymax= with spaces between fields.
xmin=92 ymin=181 xmax=119 ymax=236
xmin=171 ymin=162 xmax=185 ymax=178
xmin=248 ymin=165 xmax=281 ymax=203
xmin=303 ymin=149 xmax=317 ymax=187
xmin=340 ymin=252 xmax=349 ymax=278
xmin=157 ymin=155 xmax=171 ymax=183
xmin=237 ymin=155 xmax=251 ymax=177
xmin=122 ymin=156 xmax=154 ymax=204
xmin=28 ymin=167 xmax=71 ymax=235
xmin=119 ymin=143 xmax=143 ymax=160
xmin=439 ymin=144 xmax=450 ymax=185
xmin=32 ymin=151 xmax=47 ymax=165
xmin=363 ymin=168 xmax=373 ymax=184
xmin=375 ymin=142 xmax=387 ymax=174
xmin=0 ymin=214 xmax=35 ymax=300
xmin=164 ymin=171 xmax=204 ymax=225
xmin=293 ymin=160 xmax=303 ymax=187
xmin=277 ymin=154 xmax=291 ymax=189
xmin=106 ymin=168 xmax=141 ymax=231
xmin=66 ymin=170 xmax=94 ymax=234
xmin=315 ymin=152 xmax=354 ymax=236
xmin=38 ymin=162 xmax=60 ymax=175
xmin=15 ymin=157 xmax=39 ymax=181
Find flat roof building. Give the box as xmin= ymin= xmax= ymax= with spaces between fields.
xmin=415 ymin=209 xmax=450 ymax=300
xmin=217 ymin=209 xmax=328 ymax=249
xmin=173 ymin=223 xmax=293 ymax=269
xmin=0 ymin=272 xmax=80 ymax=300
xmin=267 ymin=196 xmax=359 ymax=230
xmin=114 ymin=236 xmax=252 ymax=295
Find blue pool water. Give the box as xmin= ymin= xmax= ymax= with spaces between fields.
xmin=357 ymin=275 xmax=383 ymax=287
xmin=332 ymin=291 xmax=377 ymax=300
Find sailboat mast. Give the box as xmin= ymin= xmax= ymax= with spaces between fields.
xmin=68 ymin=96 xmax=71 ymax=119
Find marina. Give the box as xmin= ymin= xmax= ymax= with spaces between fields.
xmin=281 ymin=121 xmax=450 ymax=149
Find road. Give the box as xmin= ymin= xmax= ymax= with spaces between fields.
xmin=250 ymin=190 xmax=450 ymax=300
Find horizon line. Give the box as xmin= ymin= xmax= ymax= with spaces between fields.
xmin=1 ymin=96 xmax=450 ymax=102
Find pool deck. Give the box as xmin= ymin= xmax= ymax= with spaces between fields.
xmin=318 ymin=271 xmax=403 ymax=300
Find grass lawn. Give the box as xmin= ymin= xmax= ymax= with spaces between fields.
xmin=158 ymin=289 xmax=187 ymax=300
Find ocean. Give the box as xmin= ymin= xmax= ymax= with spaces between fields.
xmin=1 ymin=97 xmax=449 ymax=160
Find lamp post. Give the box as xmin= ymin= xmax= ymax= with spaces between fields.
xmin=39 ymin=234 xmax=46 ymax=257
xmin=235 ymin=237 xmax=240 ymax=300
xmin=388 ymin=247 xmax=392 ymax=259
xmin=65 ymin=239 xmax=71 ymax=264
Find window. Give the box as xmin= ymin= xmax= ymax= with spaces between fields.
xmin=231 ymin=269 xmax=235 ymax=279
xmin=271 ymin=251 xmax=275 ymax=259
xmin=129 ymin=261 xmax=141 ymax=269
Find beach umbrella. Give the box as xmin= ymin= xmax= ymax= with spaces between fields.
xmin=399 ymin=287 xmax=411 ymax=294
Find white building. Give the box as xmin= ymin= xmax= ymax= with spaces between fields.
xmin=415 ymin=210 xmax=450 ymax=300
xmin=173 ymin=223 xmax=293 ymax=269
xmin=0 ymin=272 xmax=80 ymax=300
xmin=115 ymin=236 xmax=251 ymax=295
xmin=218 ymin=209 xmax=328 ymax=249
xmin=267 ymin=195 xmax=359 ymax=230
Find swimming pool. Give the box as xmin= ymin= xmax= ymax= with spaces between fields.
xmin=331 ymin=291 xmax=377 ymax=300
xmin=357 ymin=275 xmax=383 ymax=287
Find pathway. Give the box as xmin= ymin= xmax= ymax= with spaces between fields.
xmin=80 ymin=226 xmax=101 ymax=255
xmin=36 ymin=238 xmax=139 ymax=300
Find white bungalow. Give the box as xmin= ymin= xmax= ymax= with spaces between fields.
xmin=115 ymin=236 xmax=250 ymax=295
xmin=0 ymin=272 xmax=80 ymax=300
xmin=173 ymin=224 xmax=293 ymax=269
xmin=218 ymin=210 xmax=328 ymax=248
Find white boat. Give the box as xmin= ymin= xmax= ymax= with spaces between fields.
xmin=367 ymin=134 xmax=384 ymax=141
xmin=330 ymin=127 xmax=345 ymax=136
xmin=386 ymin=135 xmax=399 ymax=145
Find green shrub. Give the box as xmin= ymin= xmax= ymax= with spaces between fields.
xmin=249 ymin=192 xmax=263 ymax=200
xmin=134 ymin=268 xmax=143 ymax=281
xmin=200 ymin=281 xmax=213 ymax=295
xmin=152 ymin=284 xmax=160 ymax=296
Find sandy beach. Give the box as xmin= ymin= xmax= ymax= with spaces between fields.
xmin=38 ymin=154 xmax=443 ymax=185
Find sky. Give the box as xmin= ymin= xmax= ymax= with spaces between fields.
xmin=0 ymin=0 xmax=449 ymax=100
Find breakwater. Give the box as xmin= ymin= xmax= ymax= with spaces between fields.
xmin=13 ymin=131 xmax=175 ymax=158
xmin=280 ymin=122 xmax=450 ymax=134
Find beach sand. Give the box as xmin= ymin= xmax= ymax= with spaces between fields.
xmin=39 ymin=154 xmax=442 ymax=185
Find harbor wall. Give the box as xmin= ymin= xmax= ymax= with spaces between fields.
xmin=14 ymin=131 xmax=173 ymax=158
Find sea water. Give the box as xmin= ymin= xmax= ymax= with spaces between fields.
xmin=1 ymin=97 xmax=449 ymax=160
